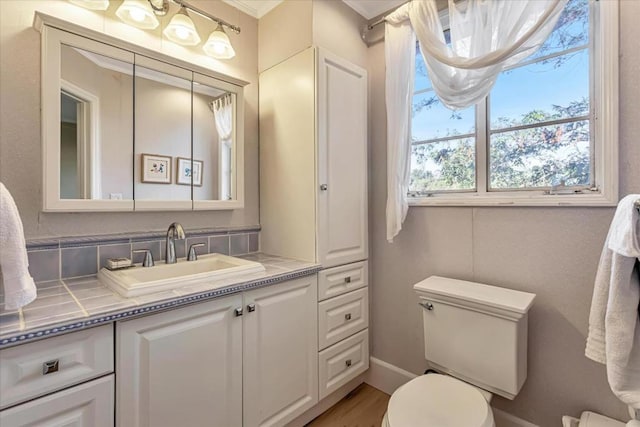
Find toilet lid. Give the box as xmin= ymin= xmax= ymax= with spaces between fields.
xmin=387 ymin=374 xmax=494 ymax=427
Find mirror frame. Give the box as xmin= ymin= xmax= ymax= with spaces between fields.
xmin=36 ymin=13 xmax=248 ymax=212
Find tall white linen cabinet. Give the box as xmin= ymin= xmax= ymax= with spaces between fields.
xmin=260 ymin=46 xmax=370 ymax=422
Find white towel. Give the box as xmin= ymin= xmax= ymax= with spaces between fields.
xmin=0 ymin=182 xmax=37 ymax=310
xmin=586 ymin=194 xmax=640 ymax=408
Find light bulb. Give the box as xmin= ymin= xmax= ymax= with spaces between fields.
xmin=163 ymin=7 xmax=200 ymax=46
xmin=175 ymin=26 xmax=189 ymax=40
xmin=213 ymin=43 xmax=225 ymax=54
xmin=116 ymin=0 xmax=159 ymax=30
xmin=203 ymin=24 xmax=235 ymax=59
xmin=129 ymin=7 xmax=145 ymax=22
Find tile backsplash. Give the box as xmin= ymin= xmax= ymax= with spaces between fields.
xmin=26 ymin=226 xmax=260 ymax=282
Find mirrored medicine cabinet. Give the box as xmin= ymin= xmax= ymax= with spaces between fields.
xmin=37 ymin=13 xmax=247 ymax=212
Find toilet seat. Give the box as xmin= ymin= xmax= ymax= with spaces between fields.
xmin=386 ymin=374 xmax=495 ymax=427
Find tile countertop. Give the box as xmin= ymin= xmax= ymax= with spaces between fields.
xmin=0 ymin=254 xmax=321 ymax=348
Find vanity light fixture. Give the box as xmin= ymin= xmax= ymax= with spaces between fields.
xmin=113 ymin=0 xmax=241 ymax=59
xmin=163 ymin=6 xmax=200 ymax=46
xmin=203 ymin=24 xmax=235 ymax=59
xmin=116 ymin=0 xmax=160 ymax=30
xmin=68 ymin=0 xmax=110 ymax=10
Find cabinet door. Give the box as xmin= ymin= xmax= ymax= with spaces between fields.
xmin=117 ymin=295 xmax=242 ymax=427
xmin=243 ymin=276 xmax=318 ymax=427
xmin=0 ymin=375 xmax=114 ymax=427
xmin=317 ymin=48 xmax=368 ymax=268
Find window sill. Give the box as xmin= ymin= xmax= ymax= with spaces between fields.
xmin=408 ymin=192 xmax=618 ymax=207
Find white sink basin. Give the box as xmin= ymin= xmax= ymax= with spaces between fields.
xmin=98 ymin=253 xmax=265 ymax=298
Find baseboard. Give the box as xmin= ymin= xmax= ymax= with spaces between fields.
xmin=363 ymin=356 xmax=417 ymax=395
xmin=492 ymin=408 xmax=540 ymax=427
xmin=363 ymin=357 xmax=539 ymax=427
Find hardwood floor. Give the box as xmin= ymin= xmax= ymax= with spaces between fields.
xmin=306 ymin=384 xmax=390 ymax=427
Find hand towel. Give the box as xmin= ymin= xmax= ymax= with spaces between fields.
xmin=0 ymin=182 xmax=37 ymax=310
xmin=586 ymin=194 xmax=640 ymax=408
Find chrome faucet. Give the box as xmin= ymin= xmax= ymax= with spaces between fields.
xmin=165 ymin=222 xmax=185 ymax=264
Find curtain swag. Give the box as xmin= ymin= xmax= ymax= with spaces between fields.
xmin=385 ymin=0 xmax=568 ymax=242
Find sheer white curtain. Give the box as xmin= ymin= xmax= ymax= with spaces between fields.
xmin=385 ymin=0 xmax=567 ymax=241
xmin=385 ymin=8 xmax=416 ymax=242
xmin=213 ymin=95 xmax=233 ymax=200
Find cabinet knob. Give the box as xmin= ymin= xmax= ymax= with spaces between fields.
xmin=247 ymin=303 xmax=256 ymax=313
xmin=320 ymin=184 xmax=328 ymax=191
xmin=345 ymin=359 xmax=352 ymax=368
xmin=42 ymin=359 xmax=59 ymax=375
xmin=344 ymin=276 xmax=351 ymax=283
xmin=235 ymin=307 xmax=243 ymax=317
xmin=344 ymin=313 xmax=352 ymax=321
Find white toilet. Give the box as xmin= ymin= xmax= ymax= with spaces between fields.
xmin=383 ymin=276 xmax=536 ymax=427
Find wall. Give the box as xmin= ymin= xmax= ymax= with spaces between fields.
xmin=258 ymin=0 xmax=367 ymax=73
xmin=367 ymin=1 xmax=640 ymax=426
xmin=258 ymin=0 xmax=312 ymax=73
xmin=0 ymin=0 xmax=258 ymax=239
xmin=312 ymin=0 xmax=368 ymax=70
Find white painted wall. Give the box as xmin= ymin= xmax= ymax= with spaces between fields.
xmin=0 ymin=0 xmax=258 ymax=238
xmin=366 ymin=1 xmax=640 ymax=425
xmin=258 ymin=0 xmax=367 ymax=73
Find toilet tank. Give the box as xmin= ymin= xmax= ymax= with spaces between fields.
xmin=414 ymin=276 xmax=536 ymax=400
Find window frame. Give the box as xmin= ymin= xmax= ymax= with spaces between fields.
xmin=408 ymin=0 xmax=618 ymax=207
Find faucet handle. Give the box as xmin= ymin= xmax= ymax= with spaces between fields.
xmin=187 ymin=243 xmax=206 ymax=261
xmin=133 ymin=249 xmax=155 ymax=267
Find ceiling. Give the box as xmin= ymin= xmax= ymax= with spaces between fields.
xmin=221 ymin=0 xmax=404 ymax=20
xmin=341 ymin=0 xmax=405 ymax=19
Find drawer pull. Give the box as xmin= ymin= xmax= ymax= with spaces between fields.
xmin=235 ymin=307 xmax=243 ymax=317
xmin=344 ymin=313 xmax=352 ymax=321
xmin=344 ymin=276 xmax=351 ymax=283
xmin=42 ymin=360 xmax=59 ymax=375
xmin=345 ymin=359 xmax=352 ymax=368
xmin=247 ymin=303 xmax=256 ymax=313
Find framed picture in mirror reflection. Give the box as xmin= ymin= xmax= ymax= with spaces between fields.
xmin=141 ymin=153 xmax=171 ymax=184
xmin=177 ymin=157 xmax=203 ymax=187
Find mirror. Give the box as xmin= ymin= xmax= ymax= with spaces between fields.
xmin=134 ymin=61 xmax=192 ymax=205
xmin=40 ymin=21 xmax=246 ymax=212
xmin=59 ymin=43 xmax=134 ymax=201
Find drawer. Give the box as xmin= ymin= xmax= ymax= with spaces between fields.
xmin=0 ymin=324 xmax=114 ymax=409
xmin=319 ymin=329 xmax=369 ymax=400
xmin=318 ymin=261 xmax=368 ymax=301
xmin=318 ymin=287 xmax=368 ymax=350
xmin=0 ymin=375 xmax=114 ymax=427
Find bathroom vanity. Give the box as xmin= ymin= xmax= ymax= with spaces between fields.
xmin=0 ymin=256 xmax=325 ymax=427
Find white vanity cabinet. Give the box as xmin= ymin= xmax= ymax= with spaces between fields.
xmin=116 ymin=293 xmax=243 ymax=427
xmin=259 ymin=47 xmax=368 ymax=268
xmin=116 ymin=276 xmax=318 ymax=427
xmin=0 ymin=376 xmax=114 ymax=427
xmin=243 ymin=276 xmax=318 ymax=427
xmin=0 ymin=325 xmax=114 ymax=427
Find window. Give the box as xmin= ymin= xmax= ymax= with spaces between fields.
xmin=409 ymin=0 xmax=618 ymax=206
